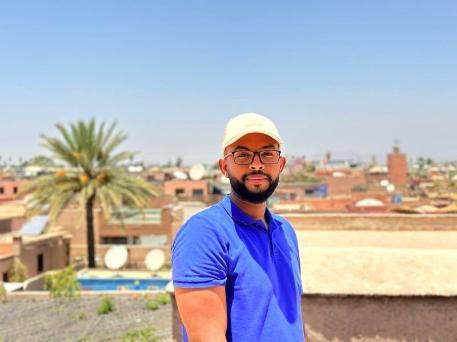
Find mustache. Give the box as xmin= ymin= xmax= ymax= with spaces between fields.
xmin=242 ymin=171 xmax=272 ymax=182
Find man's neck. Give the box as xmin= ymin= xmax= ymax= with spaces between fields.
xmin=229 ymin=192 xmax=267 ymax=221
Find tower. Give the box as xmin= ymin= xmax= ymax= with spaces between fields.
xmin=387 ymin=143 xmax=407 ymax=187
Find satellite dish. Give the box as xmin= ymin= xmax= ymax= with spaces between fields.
xmin=355 ymin=198 xmax=385 ymax=207
xmin=332 ymin=171 xmax=345 ymax=177
xmin=380 ymin=179 xmax=389 ymax=187
xmin=189 ymin=164 xmax=205 ymax=180
xmin=145 ymin=249 xmax=165 ymax=271
xmin=128 ymin=165 xmax=143 ymax=173
xmin=173 ymin=171 xmax=188 ymax=180
xmin=386 ymin=184 xmax=396 ymax=193
xmin=104 ymin=246 xmax=128 ymax=270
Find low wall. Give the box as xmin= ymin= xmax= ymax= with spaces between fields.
xmin=23 ymin=272 xmax=47 ymax=291
xmin=7 ymin=290 xmax=167 ymax=300
xmin=172 ymin=294 xmax=457 ymax=341
xmin=284 ymin=213 xmax=457 ymax=231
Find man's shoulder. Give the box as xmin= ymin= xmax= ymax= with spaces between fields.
xmin=172 ymin=201 xmax=232 ymax=252
xmin=270 ymin=211 xmax=294 ymax=229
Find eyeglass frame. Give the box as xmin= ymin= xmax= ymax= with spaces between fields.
xmin=223 ymin=149 xmax=282 ymax=165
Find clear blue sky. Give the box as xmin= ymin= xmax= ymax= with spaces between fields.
xmin=1 ymin=1 xmax=456 ymax=165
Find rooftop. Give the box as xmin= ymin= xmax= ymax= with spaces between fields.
xmin=298 ymin=230 xmax=457 ymax=296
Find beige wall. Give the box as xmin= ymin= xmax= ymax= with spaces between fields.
xmin=16 ymin=234 xmax=71 ymax=278
xmin=172 ymin=294 xmax=457 ymax=341
xmin=284 ymin=213 xmax=457 ymax=231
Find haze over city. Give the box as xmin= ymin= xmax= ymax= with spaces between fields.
xmin=1 ymin=1 xmax=456 ymax=164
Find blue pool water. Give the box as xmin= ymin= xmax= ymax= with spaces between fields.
xmin=77 ymin=277 xmax=170 ymax=291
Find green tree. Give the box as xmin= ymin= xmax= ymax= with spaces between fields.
xmin=26 ymin=155 xmax=57 ymax=167
xmin=20 ymin=119 xmax=158 ymax=268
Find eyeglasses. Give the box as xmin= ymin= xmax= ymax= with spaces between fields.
xmin=224 ymin=150 xmax=281 ymax=165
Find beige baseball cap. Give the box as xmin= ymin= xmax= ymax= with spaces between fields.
xmin=222 ymin=113 xmax=282 ymax=151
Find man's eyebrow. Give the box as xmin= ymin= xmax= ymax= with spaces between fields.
xmin=261 ymin=144 xmax=277 ymax=149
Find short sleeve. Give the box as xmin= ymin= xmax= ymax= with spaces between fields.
xmin=172 ymin=215 xmax=229 ymax=288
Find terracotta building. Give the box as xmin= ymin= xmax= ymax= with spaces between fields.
xmin=322 ymin=171 xmax=367 ymax=196
xmin=0 ymin=212 xmax=71 ymax=282
xmin=0 ymin=179 xmax=27 ymax=202
xmin=57 ymin=206 xmax=176 ymax=268
xmin=164 ymin=179 xmax=209 ymax=201
xmin=387 ymin=145 xmax=408 ymax=188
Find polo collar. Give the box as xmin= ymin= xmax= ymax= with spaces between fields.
xmin=220 ymin=195 xmax=273 ymax=227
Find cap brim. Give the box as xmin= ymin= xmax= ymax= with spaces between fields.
xmin=222 ymin=130 xmax=282 ymax=151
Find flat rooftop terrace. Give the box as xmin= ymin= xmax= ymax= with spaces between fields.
xmin=297 ymin=229 xmax=457 ymax=296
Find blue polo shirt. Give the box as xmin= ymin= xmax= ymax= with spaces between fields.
xmin=172 ymin=195 xmax=304 ymax=341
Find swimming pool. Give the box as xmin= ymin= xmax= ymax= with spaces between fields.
xmin=77 ymin=277 xmax=170 ymax=291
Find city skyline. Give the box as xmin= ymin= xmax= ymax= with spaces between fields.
xmin=1 ymin=1 xmax=456 ymax=164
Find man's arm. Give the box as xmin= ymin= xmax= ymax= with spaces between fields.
xmin=175 ymin=286 xmax=227 ymax=342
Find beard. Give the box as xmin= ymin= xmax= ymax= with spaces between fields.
xmin=228 ymin=171 xmax=279 ymax=204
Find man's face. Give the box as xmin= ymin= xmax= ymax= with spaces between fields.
xmin=219 ymin=133 xmax=286 ymax=203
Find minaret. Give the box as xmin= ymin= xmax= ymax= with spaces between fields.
xmin=387 ymin=141 xmax=407 ymax=187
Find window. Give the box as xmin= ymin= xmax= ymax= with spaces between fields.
xmin=192 ymin=188 xmax=204 ymax=199
xmin=127 ymin=236 xmax=140 ymax=245
xmin=13 ymin=187 xmax=18 ymax=194
xmin=0 ymin=187 xmax=4 ymax=194
xmin=137 ymin=235 xmax=168 ymax=246
xmin=2 ymin=272 xmax=8 ymax=282
xmin=37 ymin=253 xmax=44 ymax=273
xmin=305 ymin=189 xmax=315 ymax=197
xmin=102 ymin=237 xmax=128 ymax=245
xmin=175 ymin=188 xmax=185 ymax=197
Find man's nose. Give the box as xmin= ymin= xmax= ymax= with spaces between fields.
xmin=249 ymin=153 xmax=265 ymax=171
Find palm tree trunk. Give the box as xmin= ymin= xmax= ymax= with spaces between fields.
xmin=86 ymin=194 xmax=96 ymax=268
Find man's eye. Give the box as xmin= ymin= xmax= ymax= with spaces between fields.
xmin=237 ymin=152 xmax=251 ymax=158
xmin=261 ymin=151 xmax=275 ymax=158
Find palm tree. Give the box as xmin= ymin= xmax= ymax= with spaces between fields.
xmin=20 ymin=119 xmax=158 ymax=268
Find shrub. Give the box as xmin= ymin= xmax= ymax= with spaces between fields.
xmin=78 ymin=312 xmax=87 ymax=320
xmin=44 ymin=266 xmax=81 ymax=299
xmin=121 ymin=327 xmax=158 ymax=342
xmin=0 ymin=282 xmax=7 ymax=302
xmin=97 ymin=296 xmax=115 ymax=315
xmin=159 ymin=263 xmax=171 ymax=272
xmin=8 ymin=259 xmax=27 ymax=282
xmin=145 ymin=299 xmax=159 ymax=311
xmin=155 ymin=292 xmax=171 ymax=305
xmin=77 ymin=337 xmax=94 ymax=342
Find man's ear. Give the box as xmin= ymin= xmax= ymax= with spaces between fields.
xmin=218 ymin=158 xmax=228 ymax=177
xmin=279 ymin=156 xmax=286 ymax=173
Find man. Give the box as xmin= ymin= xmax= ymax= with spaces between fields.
xmin=172 ymin=113 xmax=305 ymax=341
